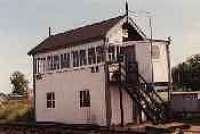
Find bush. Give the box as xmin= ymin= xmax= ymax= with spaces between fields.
xmin=0 ymin=99 xmax=33 ymax=123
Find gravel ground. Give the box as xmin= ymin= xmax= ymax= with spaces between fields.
xmin=183 ymin=125 xmax=200 ymax=134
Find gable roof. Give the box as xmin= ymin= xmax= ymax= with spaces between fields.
xmin=28 ymin=15 xmax=126 ymax=55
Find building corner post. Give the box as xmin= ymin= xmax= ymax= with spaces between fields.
xmin=32 ymin=56 xmax=37 ymax=123
xmin=104 ymin=38 xmax=112 ymax=127
xmin=118 ymin=60 xmax=124 ymax=127
xmin=167 ymin=37 xmax=172 ymax=103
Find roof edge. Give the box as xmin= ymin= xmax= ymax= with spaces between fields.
xmin=28 ymin=15 xmax=125 ymax=56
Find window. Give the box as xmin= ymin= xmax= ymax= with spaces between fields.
xmin=35 ymin=58 xmax=46 ymax=74
xmin=42 ymin=58 xmax=46 ymax=73
xmin=39 ymin=58 xmax=46 ymax=73
xmin=50 ymin=56 xmax=54 ymax=70
xmin=80 ymin=90 xmax=90 ymax=107
xmin=116 ymin=46 xmax=120 ymax=60
xmin=53 ymin=55 xmax=60 ymax=70
xmin=80 ymin=49 xmax=87 ymax=66
xmin=46 ymin=92 xmax=55 ymax=108
xmin=33 ymin=58 xmax=37 ymax=74
xmin=36 ymin=58 xmax=40 ymax=74
xmin=61 ymin=53 xmax=70 ymax=68
xmin=88 ymin=48 xmax=96 ymax=65
xmin=96 ymin=46 xmax=104 ymax=63
xmin=47 ymin=56 xmax=51 ymax=71
xmin=152 ymin=45 xmax=160 ymax=59
xmin=108 ymin=46 xmax=115 ymax=61
xmin=72 ymin=51 xmax=79 ymax=67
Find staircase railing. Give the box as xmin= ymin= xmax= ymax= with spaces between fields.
xmin=118 ymin=57 xmax=168 ymax=124
xmin=138 ymin=73 xmax=165 ymax=104
xmin=121 ymin=82 xmax=160 ymax=124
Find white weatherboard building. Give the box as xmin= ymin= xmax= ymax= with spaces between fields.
xmin=28 ymin=15 xmax=170 ymax=126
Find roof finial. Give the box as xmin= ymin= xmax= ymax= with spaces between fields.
xmin=125 ymin=0 xmax=128 ymax=17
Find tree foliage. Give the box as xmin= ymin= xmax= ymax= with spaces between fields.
xmin=10 ymin=71 xmax=29 ymax=95
xmin=172 ymin=54 xmax=200 ymax=91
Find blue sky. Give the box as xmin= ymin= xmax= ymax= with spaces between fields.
xmin=0 ymin=0 xmax=200 ymax=93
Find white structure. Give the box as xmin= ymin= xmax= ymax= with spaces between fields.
xmin=171 ymin=92 xmax=200 ymax=114
xmin=28 ymin=15 xmax=170 ymax=126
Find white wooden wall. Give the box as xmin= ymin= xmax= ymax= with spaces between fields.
xmin=34 ymin=41 xmax=107 ymax=126
xmin=135 ymin=42 xmax=153 ymax=83
xmin=110 ymin=86 xmax=133 ymax=125
xmin=152 ymin=41 xmax=169 ymax=83
xmin=35 ymin=66 xmax=107 ymax=125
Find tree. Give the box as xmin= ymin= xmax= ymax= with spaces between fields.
xmin=10 ymin=71 xmax=29 ymax=95
xmin=172 ymin=54 xmax=200 ymax=91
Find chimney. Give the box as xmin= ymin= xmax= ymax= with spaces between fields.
xmin=48 ymin=27 xmax=51 ymax=37
xmin=125 ymin=0 xmax=128 ymax=17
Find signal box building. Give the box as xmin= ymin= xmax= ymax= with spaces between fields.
xmin=28 ymin=15 xmax=170 ymax=126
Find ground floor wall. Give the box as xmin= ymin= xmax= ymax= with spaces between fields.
xmin=110 ymin=85 xmax=147 ymax=125
xmin=35 ymin=66 xmax=107 ymax=126
xmin=110 ymin=85 xmax=133 ymax=125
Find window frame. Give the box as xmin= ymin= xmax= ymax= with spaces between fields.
xmin=80 ymin=90 xmax=90 ymax=107
xmin=46 ymin=92 xmax=55 ymax=109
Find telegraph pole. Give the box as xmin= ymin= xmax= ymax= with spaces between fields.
xmin=119 ymin=0 xmax=130 ymax=127
xmin=167 ymin=37 xmax=172 ymax=102
xmin=149 ymin=15 xmax=154 ymax=88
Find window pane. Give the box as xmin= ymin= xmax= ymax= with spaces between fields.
xmin=47 ymin=93 xmax=51 ymax=100
xmin=47 ymin=101 xmax=51 ymax=108
xmin=61 ymin=53 xmax=70 ymax=68
xmin=80 ymin=50 xmax=87 ymax=66
xmin=88 ymin=48 xmax=96 ymax=65
xmin=42 ymin=58 xmax=46 ymax=73
xmin=50 ymin=56 xmax=54 ymax=70
xmin=152 ymin=45 xmax=160 ymax=59
xmin=96 ymin=46 xmax=104 ymax=63
xmin=52 ymin=101 xmax=55 ymax=108
xmin=86 ymin=91 xmax=90 ymax=106
xmin=36 ymin=58 xmax=40 ymax=73
xmin=80 ymin=91 xmax=83 ymax=107
xmin=47 ymin=56 xmax=51 ymax=71
xmin=53 ymin=55 xmax=60 ymax=70
xmin=52 ymin=92 xmax=55 ymax=100
xmin=72 ymin=51 xmax=79 ymax=67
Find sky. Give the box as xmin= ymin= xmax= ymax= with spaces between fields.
xmin=0 ymin=0 xmax=200 ymax=93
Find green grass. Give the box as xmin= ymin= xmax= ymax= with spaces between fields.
xmin=0 ymin=99 xmax=33 ymax=123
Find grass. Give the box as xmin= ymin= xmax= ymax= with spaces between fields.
xmin=157 ymin=92 xmax=169 ymax=102
xmin=0 ymin=99 xmax=33 ymax=123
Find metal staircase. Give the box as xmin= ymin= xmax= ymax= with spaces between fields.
xmin=118 ymin=55 xmax=168 ymax=124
